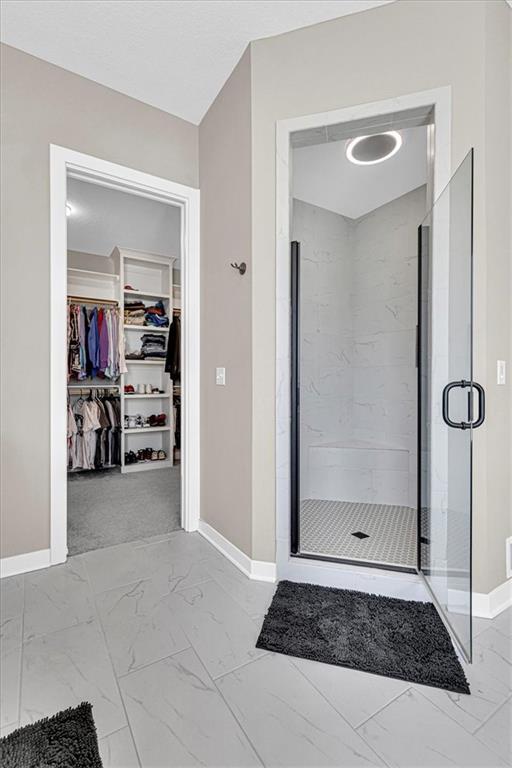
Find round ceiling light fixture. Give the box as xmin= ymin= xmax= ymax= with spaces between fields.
xmin=66 ymin=203 xmax=73 ymax=217
xmin=346 ymin=130 xmax=402 ymax=165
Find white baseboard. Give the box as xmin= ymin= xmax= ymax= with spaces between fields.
xmin=0 ymin=549 xmax=51 ymax=578
xmin=198 ymin=520 xmax=276 ymax=583
xmin=473 ymin=579 xmax=512 ymax=619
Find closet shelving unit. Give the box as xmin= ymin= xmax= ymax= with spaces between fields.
xmin=114 ymin=247 xmax=177 ymax=474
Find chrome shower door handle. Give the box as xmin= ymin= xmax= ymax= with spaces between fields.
xmin=442 ymin=380 xmax=485 ymax=430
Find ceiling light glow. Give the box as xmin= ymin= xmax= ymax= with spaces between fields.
xmin=346 ymin=131 xmax=402 ymax=165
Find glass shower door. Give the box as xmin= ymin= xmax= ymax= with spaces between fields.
xmin=418 ymin=149 xmax=484 ymax=662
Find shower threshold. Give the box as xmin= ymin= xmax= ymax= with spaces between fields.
xmin=299 ymin=499 xmax=417 ymax=571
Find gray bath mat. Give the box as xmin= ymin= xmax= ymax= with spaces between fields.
xmin=0 ymin=703 xmax=102 ymax=767
xmin=256 ymin=580 xmax=470 ymax=694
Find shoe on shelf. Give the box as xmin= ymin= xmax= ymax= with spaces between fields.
xmin=158 ymin=450 xmax=167 ymax=461
xmin=144 ymin=447 xmax=153 ymax=461
xmin=151 ymin=450 xmax=158 ymax=461
xmin=125 ymin=451 xmax=138 ymax=465
xmin=124 ymin=384 xmax=135 ymax=394
xmin=149 ymin=413 xmax=167 ymax=427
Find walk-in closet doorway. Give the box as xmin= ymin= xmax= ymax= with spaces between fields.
xmin=50 ymin=146 xmax=200 ymax=564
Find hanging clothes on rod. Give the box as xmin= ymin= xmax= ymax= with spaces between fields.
xmin=68 ymin=389 xmax=121 ymax=472
xmin=68 ymin=299 xmax=126 ymax=382
xmin=165 ymin=312 xmax=181 ymax=381
xmin=173 ymin=393 xmax=181 ymax=456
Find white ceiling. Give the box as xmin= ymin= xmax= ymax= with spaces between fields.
xmin=67 ymin=177 xmax=181 ymax=259
xmin=292 ymin=126 xmax=427 ymax=219
xmin=1 ymin=0 xmax=393 ymax=125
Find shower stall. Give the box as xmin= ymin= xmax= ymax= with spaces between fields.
xmin=282 ymin=96 xmax=484 ymax=663
xmin=290 ymin=125 xmax=428 ymax=572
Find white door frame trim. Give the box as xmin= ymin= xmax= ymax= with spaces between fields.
xmin=275 ymin=87 xmax=452 ymax=594
xmin=50 ymin=145 xmax=200 ymax=566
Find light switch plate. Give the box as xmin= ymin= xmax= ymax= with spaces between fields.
xmin=216 ymin=367 xmax=226 ymax=386
xmin=497 ymin=360 xmax=506 ymax=385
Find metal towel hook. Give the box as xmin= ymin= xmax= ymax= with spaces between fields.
xmin=230 ymin=262 xmax=247 ymax=275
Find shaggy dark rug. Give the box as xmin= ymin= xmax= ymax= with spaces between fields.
xmin=0 ymin=703 xmax=102 ymax=767
xmin=256 ymin=580 xmax=470 ymax=694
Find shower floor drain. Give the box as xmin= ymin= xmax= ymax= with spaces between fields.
xmin=351 ymin=531 xmax=369 ymax=540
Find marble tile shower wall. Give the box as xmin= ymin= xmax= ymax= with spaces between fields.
xmin=293 ymin=187 xmax=426 ymax=508
xmin=293 ymin=199 xmax=354 ymax=500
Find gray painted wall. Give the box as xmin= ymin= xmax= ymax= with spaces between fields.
xmin=198 ymin=48 xmax=253 ymax=556
xmin=249 ymin=0 xmax=511 ymax=592
xmin=0 ymin=43 xmax=198 ymax=558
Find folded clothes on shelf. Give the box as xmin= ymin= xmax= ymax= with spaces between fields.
xmin=145 ymin=302 xmax=166 ymax=316
xmin=145 ymin=312 xmax=169 ymax=328
xmin=145 ymin=301 xmax=169 ymax=327
xmin=124 ymin=299 xmax=169 ymax=327
xmin=140 ymin=333 xmax=167 ymax=359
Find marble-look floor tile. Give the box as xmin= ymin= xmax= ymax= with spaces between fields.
xmin=24 ymin=557 xmax=95 ymax=640
xmin=203 ymin=556 xmax=276 ymax=619
xmin=133 ymin=532 xmax=175 ymax=547
xmin=474 ymin=696 xmax=512 ymax=765
xmin=359 ymin=688 xmax=507 ymax=767
xmin=21 ymin=620 xmax=126 ymax=739
xmin=143 ymin=530 xmax=220 ymax=567
xmin=0 ymin=721 xmax=20 ymax=738
xmin=145 ymin=540 xmax=213 ymax=595
xmin=217 ymin=653 xmax=384 ymax=767
xmin=414 ymin=626 xmax=512 ymax=733
xmin=491 ymin=607 xmax=511 ymax=638
xmin=473 ymin=615 xmax=493 ymax=638
xmin=96 ymin=578 xmax=190 ymax=676
xmin=120 ymin=648 xmax=261 ymax=767
xmin=99 ymin=726 xmax=140 ymax=767
xmin=165 ymin=580 xmax=266 ymax=679
xmin=292 ymin=656 xmax=409 ymax=728
xmin=81 ymin=542 xmax=153 ymax=594
xmin=0 ymin=575 xmax=24 ymax=621
xmin=0 ymin=615 xmax=22 ymax=728
xmin=477 ymin=626 xmax=512 ymax=664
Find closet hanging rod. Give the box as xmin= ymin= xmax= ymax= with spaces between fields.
xmin=67 ymin=295 xmax=119 ymax=306
xmin=68 ymin=384 xmax=120 ymax=390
